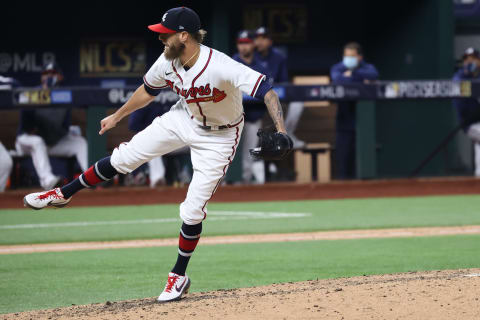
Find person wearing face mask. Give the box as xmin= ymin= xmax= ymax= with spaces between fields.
xmin=330 ymin=42 xmax=379 ymax=179
xmin=15 ymin=62 xmax=88 ymax=190
xmin=452 ymin=47 xmax=480 ymax=176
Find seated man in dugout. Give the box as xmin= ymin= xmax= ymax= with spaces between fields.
xmin=15 ymin=62 xmax=88 ymax=189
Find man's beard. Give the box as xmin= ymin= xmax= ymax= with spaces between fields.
xmin=164 ymin=42 xmax=186 ymax=60
xmin=241 ymin=51 xmax=253 ymax=59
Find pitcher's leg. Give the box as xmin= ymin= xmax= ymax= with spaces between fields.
xmin=165 ymin=125 xmax=242 ymax=287
xmin=111 ymin=117 xmax=185 ymax=175
xmin=67 ymin=115 xmax=185 ymax=196
xmin=24 ymin=112 xmax=187 ymax=209
xmin=180 ymin=126 xmax=242 ymax=224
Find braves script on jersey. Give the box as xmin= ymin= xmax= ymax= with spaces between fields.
xmin=144 ymin=44 xmax=265 ymax=127
xmin=110 ymin=44 xmax=267 ymax=225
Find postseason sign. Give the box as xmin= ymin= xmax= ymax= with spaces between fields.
xmin=380 ymin=81 xmax=472 ymax=99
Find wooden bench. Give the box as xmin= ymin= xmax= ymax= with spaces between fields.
xmin=294 ymin=143 xmax=331 ymax=183
xmin=290 ymin=76 xmax=334 ymax=183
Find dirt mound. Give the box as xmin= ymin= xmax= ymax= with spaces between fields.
xmin=4 ymin=269 xmax=480 ymax=319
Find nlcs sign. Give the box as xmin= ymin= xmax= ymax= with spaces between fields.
xmin=80 ymin=39 xmax=146 ymax=77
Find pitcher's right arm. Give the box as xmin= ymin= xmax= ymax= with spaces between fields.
xmin=99 ymin=85 xmax=156 ymax=135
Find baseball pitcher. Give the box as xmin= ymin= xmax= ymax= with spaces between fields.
xmin=23 ymin=7 xmax=292 ymax=302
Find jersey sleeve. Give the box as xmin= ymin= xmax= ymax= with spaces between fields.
xmin=143 ymin=54 xmax=169 ymax=96
xmin=222 ymin=55 xmax=266 ymax=97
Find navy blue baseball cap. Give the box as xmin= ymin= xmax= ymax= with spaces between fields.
xmin=148 ymin=7 xmax=201 ymax=34
xmin=254 ymin=26 xmax=271 ymax=38
xmin=463 ymin=47 xmax=480 ymax=60
xmin=42 ymin=61 xmax=62 ymax=75
xmin=237 ymin=30 xmax=253 ymax=43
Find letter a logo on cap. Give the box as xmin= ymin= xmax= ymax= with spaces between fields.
xmin=162 ymin=12 xmax=168 ymax=22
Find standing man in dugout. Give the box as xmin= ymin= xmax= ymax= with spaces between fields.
xmin=452 ymin=47 xmax=480 ymax=176
xmin=233 ymin=30 xmax=271 ymax=184
xmin=23 ymin=7 xmax=292 ymax=303
xmin=330 ymin=42 xmax=378 ymax=179
xmin=254 ymin=27 xmax=306 ymax=149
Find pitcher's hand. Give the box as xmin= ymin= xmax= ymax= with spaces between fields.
xmin=99 ymin=113 xmax=120 ymax=135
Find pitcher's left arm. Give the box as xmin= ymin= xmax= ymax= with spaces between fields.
xmin=263 ymin=89 xmax=286 ymax=133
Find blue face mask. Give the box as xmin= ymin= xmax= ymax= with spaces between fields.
xmin=343 ymin=56 xmax=358 ymax=69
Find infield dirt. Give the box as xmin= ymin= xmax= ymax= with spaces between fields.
xmin=3 ymin=268 xmax=479 ymax=320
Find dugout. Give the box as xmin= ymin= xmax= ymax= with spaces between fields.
xmin=0 ymin=0 xmax=476 ymax=183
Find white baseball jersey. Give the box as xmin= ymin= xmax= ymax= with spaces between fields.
xmin=143 ymin=44 xmax=266 ymax=127
xmin=111 ymin=44 xmax=268 ymax=225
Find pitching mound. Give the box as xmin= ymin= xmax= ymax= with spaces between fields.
xmin=3 ymin=268 xmax=479 ymax=319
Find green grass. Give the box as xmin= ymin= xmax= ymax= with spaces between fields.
xmin=1 ymin=234 xmax=479 ymax=314
xmin=1 ymin=195 xmax=480 ymax=244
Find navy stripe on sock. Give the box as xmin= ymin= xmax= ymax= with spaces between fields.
xmin=181 ymin=222 xmax=202 ymax=236
xmin=61 ymin=179 xmax=82 ymax=199
xmin=96 ymin=156 xmax=118 ymax=180
xmin=172 ymin=222 xmax=202 ymax=276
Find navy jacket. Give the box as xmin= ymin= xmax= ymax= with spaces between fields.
xmin=330 ymin=60 xmax=379 ymax=131
xmin=452 ymin=69 xmax=480 ymax=129
xmin=18 ymin=109 xmax=71 ymax=146
xmin=232 ymin=53 xmax=270 ymax=122
xmin=254 ymin=47 xmax=288 ymax=83
xmin=330 ymin=60 xmax=379 ymax=84
xmin=128 ymin=104 xmax=172 ymax=132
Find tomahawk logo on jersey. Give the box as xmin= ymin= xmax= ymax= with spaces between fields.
xmin=143 ymin=44 xmax=267 ymax=127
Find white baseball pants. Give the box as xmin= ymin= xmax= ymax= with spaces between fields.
xmin=0 ymin=142 xmax=13 ymax=192
xmin=148 ymin=156 xmax=165 ymax=187
xmin=241 ymin=119 xmax=265 ymax=184
xmin=285 ymin=101 xmax=304 ymax=135
xmin=467 ymin=122 xmax=480 ymax=177
xmin=15 ymin=131 xmax=88 ymax=189
xmin=111 ymin=105 xmax=243 ymax=225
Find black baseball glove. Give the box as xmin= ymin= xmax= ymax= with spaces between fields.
xmin=249 ymin=129 xmax=294 ymax=161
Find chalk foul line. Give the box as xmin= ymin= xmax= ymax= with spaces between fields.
xmin=0 ymin=211 xmax=311 ymax=230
